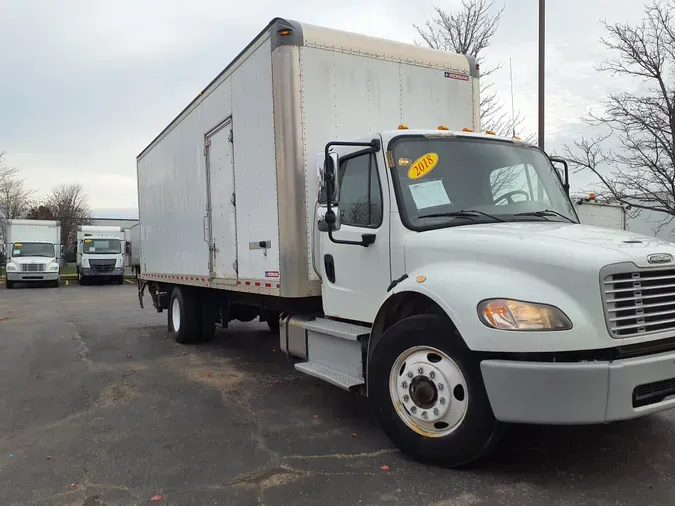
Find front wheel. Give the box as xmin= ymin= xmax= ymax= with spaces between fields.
xmin=5 ymin=280 xmax=14 ymax=289
xmin=368 ymin=313 xmax=502 ymax=468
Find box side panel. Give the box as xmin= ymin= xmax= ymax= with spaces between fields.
xmin=299 ymin=46 xmax=475 ymax=280
xmin=300 ymin=48 xmax=401 ymax=282
xmin=231 ymin=37 xmax=281 ymax=282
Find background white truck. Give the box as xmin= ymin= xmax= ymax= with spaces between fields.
xmin=136 ymin=18 xmax=675 ymax=467
xmin=4 ymin=219 xmax=62 ymax=289
xmin=574 ymin=195 xmax=627 ymax=230
xmin=76 ymin=225 xmax=126 ymax=285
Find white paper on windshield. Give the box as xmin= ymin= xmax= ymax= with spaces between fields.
xmin=13 ymin=250 xmax=20 ymax=255
xmin=409 ymin=180 xmax=451 ymax=210
xmin=89 ymin=247 xmax=96 ymax=252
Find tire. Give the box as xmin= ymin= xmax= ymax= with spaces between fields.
xmin=78 ymin=273 xmax=87 ymax=286
xmin=51 ymin=279 xmax=60 ymax=288
xmin=368 ymin=313 xmax=502 ymax=468
xmin=5 ymin=280 xmax=14 ymax=289
xmin=168 ymin=286 xmax=200 ymax=344
xmin=116 ymin=276 xmax=124 ymax=285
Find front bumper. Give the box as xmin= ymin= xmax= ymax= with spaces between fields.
xmin=481 ymin=350 xmax=675 ymax=424
xmin=80 ymin=267 xmax=124 ymax=277
xmin=6 ymin=271 xmax=59 ymax=282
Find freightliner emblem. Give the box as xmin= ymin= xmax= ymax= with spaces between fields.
xmin=647 ymin=253 xmax=673 ymax=264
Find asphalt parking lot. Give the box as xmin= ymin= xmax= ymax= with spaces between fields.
xmin=1 ymin=281 xmax=675 ymax=505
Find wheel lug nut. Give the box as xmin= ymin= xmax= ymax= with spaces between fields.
xmin=403 ymin=395 xmax=409 ymax=402
xmin=429 ymin=371 xmax=435 ymax=379
xmin=417 ymin=367 xmax=424 ymax=374
xmin=411 ymin=406 xmax=417 ymax=413
xmin=437 ymin=383 xmax=444 ymax=391
xmin=421 ymin=411 xmax=428 ymax=419
xmin=407 ymin=371 xmax=413 ymax=378
xmin=401 ymin=381 xmax=408 ymax=389
xmin=433 ymin=408 xmax=439 ymax=415
xmin=439 ymin=397 xmax=446 ymax=405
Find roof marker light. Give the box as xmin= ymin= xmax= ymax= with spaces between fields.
xmin=398 ymin=124 xmax=409 ymax=130
xmin=462 ymin=127 xmax=473 ymax=132
xmin=485 ymin=130 xmax=496 ymax=135
xmin=438 ymin=125 xmax=449 ymax=130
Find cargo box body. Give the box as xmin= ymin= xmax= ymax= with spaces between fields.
xmin=137 ymin=18 xmax=478 ymax=298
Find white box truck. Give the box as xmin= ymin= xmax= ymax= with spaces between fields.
xmin=136 ymin=18 xmax=675 ymax=467
xmin=4 ymin=219 xmax=62 ymax=289
xmin=76 ymin=225 xmax=126 ymax=285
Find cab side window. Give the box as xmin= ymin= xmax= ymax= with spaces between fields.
xmin=337 ymin=153 xmax=383 ymax=228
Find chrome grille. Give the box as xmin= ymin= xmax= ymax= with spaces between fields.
xmin=603 ymin=268 xmax=675 ymax=338
xmin=21 ymin=263 xmax=45 ymax=272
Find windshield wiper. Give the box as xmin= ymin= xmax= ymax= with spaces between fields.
xmin=514 ymin=209 xmax=575 ymax=223
xmin=418 ymin=210 xmax=506 ymax=222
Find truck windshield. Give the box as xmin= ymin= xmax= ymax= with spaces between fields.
xmin=12 ymin=242 xmax=55 ymax=257
xmin=389 ymin=136 xmax=577 ymax=230
xmin=83 ymin=239 xmax=121 ymax=254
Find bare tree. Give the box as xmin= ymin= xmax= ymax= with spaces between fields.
xmin=0 ymin=151 xmax=33 ymax=243
xmin=44 ymin=184 xmax=93 ymax=252
xmin=563 ymin=1 xmax=675 ymax=227
xmin=414 ymin=0 xmax=532 ymax=139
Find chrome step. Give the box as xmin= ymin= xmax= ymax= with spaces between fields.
xmin=294 ymin=361 xmax=365 ymax=391
xmin=302 ymin=317 xmax=370 ymax=341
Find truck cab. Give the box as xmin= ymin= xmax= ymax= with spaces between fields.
xmin=5 ymin=241 xmax=61 ymax=289
xmin=307 ymin=127 xmax=675 ymax=465
xmin=76 ymin=231 xmax=126 ymax=285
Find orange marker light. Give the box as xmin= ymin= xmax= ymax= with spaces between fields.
xmin=278 ymin=29 xmax=292 ymax=36
xmin=589 ymin=192 xmax=596 ymax=200
xmin=462 ymin=128 xmax=473 ymax=132
xmin=398 ymin=124 xmax=409 ymax=130
xmin=438 ymin=125 xmax=449 ymax=130
xmin=485 ymin=130 xmax=496 ymax=135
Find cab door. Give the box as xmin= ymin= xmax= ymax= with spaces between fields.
xmin=319 ymin=146 xmax=392 ymax=323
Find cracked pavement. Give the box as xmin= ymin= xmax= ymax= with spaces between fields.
xmin=1 ymin=283 xmax=675 ymax=505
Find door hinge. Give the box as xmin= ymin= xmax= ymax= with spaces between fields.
xmin=204 ymin=137 xmax=211 ymax=155
xmin=233 ymin=260 xmax=238 ymax=273
xmin=230 ymin=192 xmax=236 ymax=206
xmin=228 ymin=130 xmax=233 ymax=143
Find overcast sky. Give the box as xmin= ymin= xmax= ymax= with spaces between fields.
xmin=0 ymin=0 xmax=646 ymax=217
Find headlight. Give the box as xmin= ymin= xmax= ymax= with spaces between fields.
xmin=49 ymin=264 xmax=59 ymax=271
xmin=7 ymin=265 xmax=17 ymax=271
xmin=478 ymin=299 xmax=572 ymax=331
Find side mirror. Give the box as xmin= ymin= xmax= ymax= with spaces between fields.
xmin=125 ymin=242 xmax=131 ymax=255
xmin=549 ymin=156 xmax=570 ymax=196
xmin=315 ymin=152 xmax=339 ymax=204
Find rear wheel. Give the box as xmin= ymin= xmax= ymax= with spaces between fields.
xmin=368 ymin=313 xmax=502 ymax=468
xmin=169 ymin=286 xmax=200 ymax=344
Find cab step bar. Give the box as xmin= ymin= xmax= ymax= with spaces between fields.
xmin=280 ymin=316 xmax=370 ymax=391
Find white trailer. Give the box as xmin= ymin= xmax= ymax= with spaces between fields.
xmin=574 ymin=196 xmax=626 ymax=230
xmin=4 ymin=219 xmax=62 ymax=289
xmin=76 ymin=225 xmax=126 ymax=285
xmin=137 ymin=18 xmax=675 ymax=467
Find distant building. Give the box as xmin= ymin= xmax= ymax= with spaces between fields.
xmin=90 ymin=217 xmax=139 ymax=229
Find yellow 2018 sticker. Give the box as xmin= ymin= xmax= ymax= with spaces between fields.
xmin=407 ymin=153 xmax=439 ymax=179
xmin=15 ymin=243 xmax=23 ymax=247
xmin=84 ymin=239 xmax=92 ymax=243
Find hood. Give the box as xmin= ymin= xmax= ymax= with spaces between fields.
xmin=11 ymin=256 xmax=56 ymax=264
xmin=404 ymin=222 xmax=675 ymax=274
